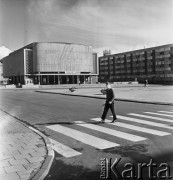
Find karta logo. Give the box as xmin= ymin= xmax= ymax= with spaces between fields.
xmin=99 ymin=158 xmax=172 ymax=179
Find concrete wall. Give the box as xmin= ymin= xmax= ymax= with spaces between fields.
xmin=34 ymin=43 xmax=94 ymax=73
xmin=2 ymin=50 xmax=24 ymax=77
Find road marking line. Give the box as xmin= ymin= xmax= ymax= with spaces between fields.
xmin=46 ymin=125 xmax=119 ymax=149
xmin=158 ymin=111 xmax=173 ymax=114
xmin=128 ymin=113 xmax=173 ymax=123
xmin=144 ymin=112 xmax=173 ymax=118
xmin=90 ymin=118 xmax=171 ymax=136
xmin=109 ymin=115 xmax=173 ymax=130
xmin=75 ymin=121 xmax=146 ymax=142
xmin=49 ymin=138 xmax=82 ymax=158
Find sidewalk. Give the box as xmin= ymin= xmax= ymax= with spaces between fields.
xmin=0 ymin=110 xmax=54 ymax=180
xmin=36 ymin=85 xmax=173 ymax=105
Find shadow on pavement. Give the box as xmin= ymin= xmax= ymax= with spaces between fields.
xmin=44 ymin=145 xmax=173 ymax=180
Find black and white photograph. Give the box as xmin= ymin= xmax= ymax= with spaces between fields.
xmin=0 ymin=0 xmax=173 ymax=179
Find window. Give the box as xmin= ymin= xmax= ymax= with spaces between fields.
xmin=100 ymin=57 xmax=108 ymax=61
xmin=126 ymin=64 xmax=131 ymax=68
xmin=164 ymin=54 xmax=170 ymax=58
xmin=109 ymin=61 xmax=113 ymax=65
xmin=147 ymin=68 xmax=153 ymax=72
xmin=100 ymin=61 xmax=108 ymax=65
xmin=139 ymin=57 xmax=145 ymax=61
xmin=146 ymin=50 xmax=152 ymax=54
xmin=165 ymin=60 xmax=171 ymax=65
xmin=164 ymin=47 xmax=171 ymax=51
xmin=155 ymin=48 xmax=164 ymax=53
xmin=147 ymin=56 xmax=152 ymax=60
xmin=126 ymin=53 xmax=131 ymax=57
xmin=140 ymin=51 xmax=145 ymax=55
xmin=165 ymin=67 xmax=171 ymax=71
xmin=114 ymin=55 xmax=118 ymax=59
xmin=109 ymin=66 xmax=113 ymax=70
xmin=133 ymin=52 xmax=140 ymax=56
xmin=120 ymin=55 xmax=124 ymax=58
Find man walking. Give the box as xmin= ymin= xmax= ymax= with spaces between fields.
xmin=101 ymin=82 xmax=117 ymax=123
xmin=144 ymin=79 xmax=148 ymax=87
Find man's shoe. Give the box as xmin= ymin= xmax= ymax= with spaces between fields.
xmin=101 ymin=119 xmax=105 ymax=123
xmin=111 ymin=118 xmax=117 ymax=123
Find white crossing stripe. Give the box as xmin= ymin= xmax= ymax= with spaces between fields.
xmin=145 ymin=112 xmax=173 ymax=118
xmin=128 ymin=113 xmax=173 ymax=123
xmin=75 ymin=121 xmax=147 ymax=142
xmin=49 ymin=138 xmax=82 ymax=158
xmin=46 ymin=125 xmax=119 ymax=149
xmin=110 ymin=115 xmax=173 ymax=130
xmin=158 ymin=111 xmax=173 ymax=114
xmin=90 ymin=118 xmax=171 ymax=136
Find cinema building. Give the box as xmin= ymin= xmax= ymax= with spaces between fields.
xmin=1 ymin=42 xmax=98 ymax=85
xmin=99 ymin=44 xmax=173 ymax=84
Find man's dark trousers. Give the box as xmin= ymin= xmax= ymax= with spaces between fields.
xmin=102 ymin=101 xmax=116 ymax=120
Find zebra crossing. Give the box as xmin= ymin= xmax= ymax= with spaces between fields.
xmin=112 ymin=115 xmax=173 ymax=130
xmin=91 ymin=118 xmax=170 ymax=136
xmin=49 ymin=138 xmax=82 ymax=158
xmin=158 ymin=111 xmax=173 ymax=114
xmin=128 ymin=113 xmax=173 ymax=123
xmin=144 ymin=112 xmax=173 ymax=118
xmin=75 ymin=120 xmax=146 ymax=142
xmin=46 ymin=110 xmax=173 ymax=158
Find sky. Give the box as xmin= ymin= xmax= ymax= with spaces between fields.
xmin=0 ymin=0 xmax=173 ymax=56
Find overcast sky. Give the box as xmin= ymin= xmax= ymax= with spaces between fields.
xmin=0 ymin=0 xmax=173 ymax=55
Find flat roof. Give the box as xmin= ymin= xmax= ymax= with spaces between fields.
xmin=99 ymin=43 xmax=173 ymax=58
xmin=6 ymin=42 xmax=93 ymax=57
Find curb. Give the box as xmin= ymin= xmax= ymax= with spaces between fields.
xmin=35 ymin=90 xmax=173 ymax=106
xmin=28 ymin=127 xmax=54 ymax=180
xmin=0 ymin=109 xmax=55 ymax=180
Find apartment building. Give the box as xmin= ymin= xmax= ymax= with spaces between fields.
xmin=99 ymin=44 xmax=173 ymax=84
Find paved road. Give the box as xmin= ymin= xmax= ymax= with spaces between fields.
xmin=1 ymin=89 xmax=173 ymax=180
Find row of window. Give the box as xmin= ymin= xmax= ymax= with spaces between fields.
xmin=156 ymin=67 xmax=171 ymax=71
xmin=100 ymin=68 xmax=173 ymax=73
xmin=100 ymin=56 xmax=171 ymax=65
xmin=100 ymin=74 xmax=171 ymax=79
xmin=99 ymin=60 xmax=172 ymax=68
xmin=100 ymin=67 xmax=173 ymax=73
xmin=100 ymin=65 xmax=156 ymax=70
xmin=155 ymin=47 xmax=171 ymax=52
xmin=100 ymin=63 xmax=172 ymax=67
xmin=101 ymin=73 xmax=173 ymax=79
xmin=155 ymin=54 xmax=170 ymax=58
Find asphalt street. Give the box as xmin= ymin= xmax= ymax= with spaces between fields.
xmin=0 ymin=89 xmax=173 ymax=180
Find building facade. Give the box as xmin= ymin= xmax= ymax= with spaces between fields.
xmin=1 ymin=42 xmax=98 ymax=85
xmin=99 ymin=44 xmax=173 ymax=84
